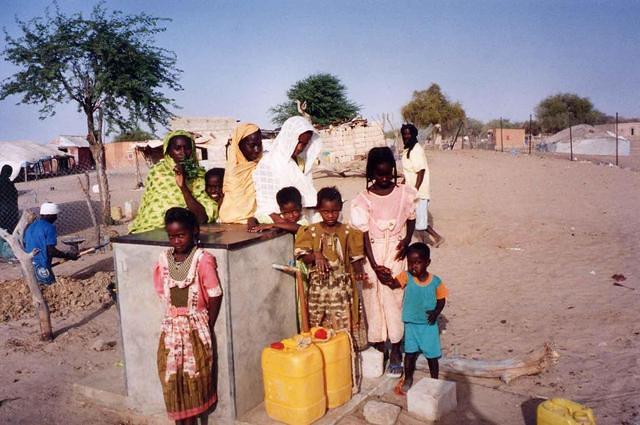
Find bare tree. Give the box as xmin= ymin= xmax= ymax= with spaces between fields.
xmin=0 ymin=211 xmax=53 ymax=341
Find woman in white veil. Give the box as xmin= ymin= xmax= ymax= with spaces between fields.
xmin=252 ymin=116 xmax=322 ymax=222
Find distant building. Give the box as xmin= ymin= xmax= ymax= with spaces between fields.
xmin=489 ymin=128 xmax=526 ymax=150
xmin=49 ymin=135 xmax=95 ymax=170
xmin=595 ymin=122 xmax=640 ymax=143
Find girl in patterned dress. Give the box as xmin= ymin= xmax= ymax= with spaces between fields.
xmin=154 ymin=207 xmax=223 ymax=424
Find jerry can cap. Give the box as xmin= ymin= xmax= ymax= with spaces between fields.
xmin=270 ymin=342 xmax=285 ymax=350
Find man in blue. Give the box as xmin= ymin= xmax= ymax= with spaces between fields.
xmin=24 ymin=202 xmax=78 ymax=285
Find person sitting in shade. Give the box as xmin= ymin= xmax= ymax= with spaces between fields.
xmin=24 ymin=202 xmax=78 ymax=285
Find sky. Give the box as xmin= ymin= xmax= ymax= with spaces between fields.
xmin=0 ymin=0 xmax=639 ymax=142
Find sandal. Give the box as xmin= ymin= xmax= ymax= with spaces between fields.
xmin=394 ymin=379 xmax=406 ymax=396
xmin=386 ymin=362 xmax=403 ymax=378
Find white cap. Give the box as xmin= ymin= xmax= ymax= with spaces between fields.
xmin=40 ymin=202 xmax=59 ymax=215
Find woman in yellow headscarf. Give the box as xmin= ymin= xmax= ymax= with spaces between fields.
xmin=129 ymin=130 xmax=217 ymax=234
xmin=218 ymin=123 xmax=263 ymax=223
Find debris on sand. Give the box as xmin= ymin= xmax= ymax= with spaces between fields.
xmin=0 ymin=272 xmax=114 ymax=322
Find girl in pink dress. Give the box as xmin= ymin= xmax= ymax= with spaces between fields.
xmin=154 ymin=207 xmax=223 ymax=424
xmin=350 ymin=147 xmax=417 ymax=377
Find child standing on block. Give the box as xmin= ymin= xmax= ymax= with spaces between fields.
xmin=387 ymin=242 xmax=447 ymax=392
xmin=154 ymin=207 xmax=223 ymax=424
xmin=295 ymin=187 xmax=365 ymax=333
xmin=350 ymin=147 xmax=417 ymax=377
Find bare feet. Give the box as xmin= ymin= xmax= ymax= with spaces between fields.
xmin=433 ymin=235 xmax=445 ymax=248
xmin=401 ymin=376 xmax=413 ymax=393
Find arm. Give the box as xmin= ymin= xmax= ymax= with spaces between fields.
xmin=363 ymin=231 xmax=393 ymax=283
xmin=47 ymin=245 xmax=78 ymax=260
xmin=415 ymin=169 xmax=425 ymax=191
xmin=395 ymin=219 xmax=416 ymax=261
xmin=208 ymin=295 xmax=222 ymax=331
xmin=427 ymin=298 xmax=446 ymax=325
xmin=175 ymin=164 xmax=208 ymax=224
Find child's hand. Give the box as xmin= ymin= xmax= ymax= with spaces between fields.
xmin=373 ymin=265 xmax=393 ymax=284
xmin=248 ymin=224 xmax=272 ymax=233
xmin=426 ymin=309 xmax=439 ymax=325
xmin=246 ymin=217 xmax=259 ymax=232
xmin=314 ymin=252 xmax=330 ymax=276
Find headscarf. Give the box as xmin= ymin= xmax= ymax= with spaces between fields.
xmin=218 ymin=123 xmax=261 ymax=223
xmin=128 ymin=130 xmax=218 ymax=234
xmin=253 ymin=116 xmax=322 ymax=216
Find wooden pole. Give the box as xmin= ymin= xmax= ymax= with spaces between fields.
xmin=615 ymin=112 xmax=619 ymax=166
xmin=500 ymin=117 xmax=504 ymax=152
xmin=296 ymin=270 xmax=310 ymax=333
xmin=528 ymin=114 xmax=533 ymax=155
xmin=0 ymin=211 xmax=53 ymax=341
xmin=77 ymin=172 xmax=100 ymax=246
xmin=569 ymin=125 xmax=573 ymax=161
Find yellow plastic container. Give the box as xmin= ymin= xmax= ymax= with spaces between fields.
xmin=262 ymin=337 xmax=326 ymax=425
xmin=537 ymin=398 xmax=596 ymax=425
xmin=312 ymin=328 xmax=353 ymax=409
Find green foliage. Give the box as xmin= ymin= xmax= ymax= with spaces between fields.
xmin=270 ymin=73 xmax=360 ymax=126
xmin=0 ymin=3 xmax=182 ymax=139
xmin=401 ymin=84 xmax=466 ymax=135
xmin=535 ymin=93 xmax=607 ymax=134
xmin=112 ymin=128 xmax=156 ymax=142
xmin=464 ymin=118 xmax=484 ymax=137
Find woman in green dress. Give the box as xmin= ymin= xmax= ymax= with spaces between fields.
xmin=129 ymin=130 xmax=217 ymax=234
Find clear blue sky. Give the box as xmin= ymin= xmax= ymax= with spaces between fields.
xmin=1 ymin=0 xmax=638 ymax=142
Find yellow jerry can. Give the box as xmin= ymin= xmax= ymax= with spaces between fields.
xmin=537 ymin=398 xmax=596 ymax=425
xmin=261 ymin=336 xmax=327 ymax=425
xmin=312 ymin=328 xmax=353 ymax=409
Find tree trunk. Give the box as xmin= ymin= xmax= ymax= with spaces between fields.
xmin=0 ymin=211 xmax=53 ymax=341
xmin=86 ymin=108 xmax=113 ymax=225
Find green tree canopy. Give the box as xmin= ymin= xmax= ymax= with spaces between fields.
xmin=0 ymin=3 xmax=182 ymax=223
xmin=112 ymin=128 xmax=157 ymax=142
xmin=401 ymin=84 xmax=466 ymax=135
xmin=535 ymin=93 xmax=607 ymax=134
xmin=270 ymin=73 xmax=360 ymax=126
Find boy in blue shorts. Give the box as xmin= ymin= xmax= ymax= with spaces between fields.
xmin=385 ymin=242 xmax=447 ymax=393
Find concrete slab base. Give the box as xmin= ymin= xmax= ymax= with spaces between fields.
xmin=237 ymin=375 xmax=393 ymax=425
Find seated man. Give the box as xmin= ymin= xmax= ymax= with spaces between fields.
xmin=24 ymin=203 xmax=78 ymax=285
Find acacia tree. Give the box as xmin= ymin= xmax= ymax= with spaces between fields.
xmin=270 ymin=73 xmax=360 ymax=126
xmin=401 ymin=83 xmax=466 ymax=136
xmin=1 ymin=4 xmax=182 ymax=224
xmin=535 ymin=93 xmax=607 ymax=134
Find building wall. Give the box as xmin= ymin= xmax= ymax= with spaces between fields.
xmin=595 ymin=122 xmax=640 ymax=142
xmin=317 ymin=123 xmax=386 ymax=163
xmin=491 ymin=128 xmax=526 ymax=150
xmin=104 ymin=141 xmax=140 ymax=169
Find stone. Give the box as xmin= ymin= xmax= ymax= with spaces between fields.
xmin=90 ymin=339 xmax=116 ymax=352
xmin=361 ymin=347 xmax=384 ymax=378
xmin=407 ymin=377 xmax=457 ymax=421
xmin=362 ymin=400 xmax=401 ymax=425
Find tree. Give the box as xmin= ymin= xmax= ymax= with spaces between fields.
xmin=401 ymin=83 xmax=466 ymax=135
xmin=113 ymin=128 xmax=157 ymax=142
xmin=1 ymin=4 xmax=182 ymax=224
xmin=270 ymin=73 xmax=360 ymax=126
xmin=464 ymin=118 xmax=484 ymax=138
xmin=535 ymin=93 xmax=607 ymax=134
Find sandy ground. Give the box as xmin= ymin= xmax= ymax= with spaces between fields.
xmin=1 ymin=150 xmax=639 ymax=424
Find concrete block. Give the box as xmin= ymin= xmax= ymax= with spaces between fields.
xmin=363 ymin=400 xmax=401 ymax=425
xmin=361 ymin=347 xmax=384 ymax=378
xmin=407 ymin=378 xmax=457 ymax=421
